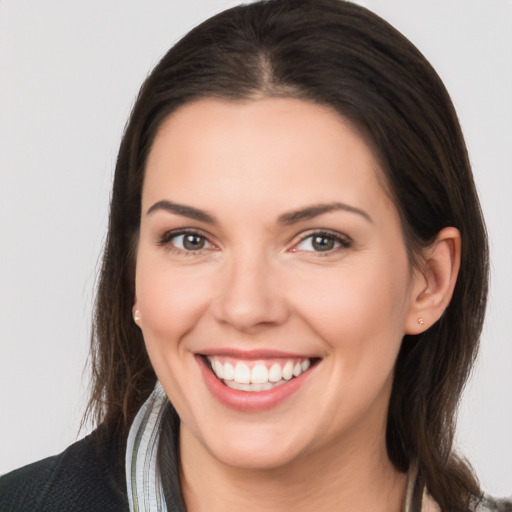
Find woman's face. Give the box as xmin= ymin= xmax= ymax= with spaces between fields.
xmin=135 ymin=97 xmax=424 ymax=470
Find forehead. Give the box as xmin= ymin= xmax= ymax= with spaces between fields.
xmin=142 ymin=97 xmax=393 ymax=221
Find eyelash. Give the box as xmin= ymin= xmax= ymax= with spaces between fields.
xmin=293 ymin=230 xmax=352 ymax=256
xmin=157 ymin=229 xmax=352 ymax=256
xmin=157 ymin=229 xmax=216 ymax=256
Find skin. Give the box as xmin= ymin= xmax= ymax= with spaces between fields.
xmin=134 ymin=97 xmax=460 ymax=511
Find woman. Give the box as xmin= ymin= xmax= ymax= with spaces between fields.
xmin=0 ymin=1 xmax=509 ymax=511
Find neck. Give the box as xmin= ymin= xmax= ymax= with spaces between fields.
xmin=179 ymin=422 xmax=407 ymax=512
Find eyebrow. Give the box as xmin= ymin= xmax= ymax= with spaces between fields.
xmin=147 ymin=200 xmax=372 ymax=225
xmin=278 ymin=202 xmax=372 ymax=225
xmin=147 ymin=200 xmax=217 ymax=224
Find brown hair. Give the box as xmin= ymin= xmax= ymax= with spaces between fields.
xmin=86 ymin=1 xmax=488 ymax=509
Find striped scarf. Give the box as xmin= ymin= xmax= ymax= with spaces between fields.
xmin=126 ymin=381 xmax=169 ymax=512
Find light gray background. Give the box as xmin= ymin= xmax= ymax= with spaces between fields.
xmin=1 ymin=0 xmax=510 ymax=497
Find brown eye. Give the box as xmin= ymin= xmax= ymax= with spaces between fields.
xmin=159 ymin=231 xmax=213 ymax=252
xmin=311 ymin=235 xmax=336 ymax=251
xmin=182 ymin=233 xmax=206 ymax=250
xmin=294 ymin=231 xmax=351 ymax=254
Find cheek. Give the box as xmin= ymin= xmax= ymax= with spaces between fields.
xmin=135 ymin=254 xmax=212 ymax=342
xmin=289 ymin=256 xmax=412 ymax=362
xmin=134 ymin=254 xmax=211 ymax=414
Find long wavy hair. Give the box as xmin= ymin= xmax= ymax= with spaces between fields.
xmin=86 ymin=1 xmax=488 ymax=509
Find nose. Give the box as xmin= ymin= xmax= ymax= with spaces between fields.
xmin=211 ymin=252 xmax=289 ymax=333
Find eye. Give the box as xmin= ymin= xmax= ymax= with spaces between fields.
xmin=293 ymin=231 xmax=351 ymax=253
xmin=159 ymin=230 xmax=215 ymax=253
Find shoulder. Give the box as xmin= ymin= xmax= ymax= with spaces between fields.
xmin=0 ymin=426 xmax=128 ymax=512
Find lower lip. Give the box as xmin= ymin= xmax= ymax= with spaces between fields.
xmin=197 ymin=356 xmax=315 ymax=412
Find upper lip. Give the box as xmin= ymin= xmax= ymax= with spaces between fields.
xmin=197 ymin=348 xmax=319 ymax=360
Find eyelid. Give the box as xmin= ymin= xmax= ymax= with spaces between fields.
xmin=289 ymin=229 xmax=352 ymax=253
xmin=157 ymin=228 xmax=218 ymax=253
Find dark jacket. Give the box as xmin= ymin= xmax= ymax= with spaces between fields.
xmin=0 ymin=426 xmax=128 ymax=512
xmin=0 ymin=404 xmax=186 ymax=512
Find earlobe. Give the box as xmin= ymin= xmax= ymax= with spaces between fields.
xmin=404 ymin=227 xmax=461 ymax=334
xmin=133 ymin=288 xmax=142 ymax=326
xmin=133 ymin=304 xmax=141 ymax=326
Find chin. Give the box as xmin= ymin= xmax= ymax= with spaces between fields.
xmin=207 ymin=439 xmax=303 ymax=471
xmin=186 ymin=417 xmax=309 ymax=471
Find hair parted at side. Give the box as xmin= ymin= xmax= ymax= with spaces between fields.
xmin=86 ymin=1 xmax=488 ymax=509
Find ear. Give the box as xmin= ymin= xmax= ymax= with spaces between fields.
xmin=404 ymin=227 xmax=461 ymax=334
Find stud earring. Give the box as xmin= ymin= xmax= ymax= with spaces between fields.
xmin=133 ymin=309 xmax=141 ymax=324
xmin=417 ymin=317 xmax=424 ymax=326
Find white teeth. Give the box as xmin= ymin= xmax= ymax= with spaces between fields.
xmin=282 ymin=361 xmax=294 ymax=380
xmin=207 ymin=356 xmax=314 ymax=388
xmin=251 ymin=364 xmax=269 ymax=384
xmin=213 ymin=359 xmax=224 ymax=379
xmin=268 ymin=363 xmax=283 ymax=382
xmin=234 ymin=362 xmax=251 ymax=384
xmin=223 ymin=362 xmax=234 ymax=381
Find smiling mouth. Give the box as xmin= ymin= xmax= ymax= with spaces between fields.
xmin=203 ymin=355 xmax=318 ymax=392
